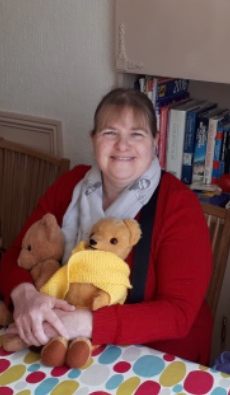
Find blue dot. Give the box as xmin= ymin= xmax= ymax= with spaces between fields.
xmin=28 ymin=363 xmax=41 ymax=372
xmin=210 ymin=388 xmax=227 ymax=395
xmin=35 ymin=377 xmax=59 ymax=395
xmin=133 ymin=355 xmax=165 ymax=377
xmin=98 ymin=345 xmax=122 ymax=364
xmin=106 ymin=374 xmax=124 ymax=390
xmin=173 ymin=384 xmax=183 ymax=392
xmin=68 ymin=369 xmax=81 ymax=379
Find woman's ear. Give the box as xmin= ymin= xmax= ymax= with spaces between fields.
xmin=153 ymin=132 xmax=159 ymax=157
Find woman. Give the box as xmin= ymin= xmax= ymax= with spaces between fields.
xmin=0 ymin=88 xmax=212 ymax=364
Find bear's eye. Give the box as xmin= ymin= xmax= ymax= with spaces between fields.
xmin=110 ymin=238 xmax=118 ymax=245
xmin=27 ymin=244 xmax=32 ymax=251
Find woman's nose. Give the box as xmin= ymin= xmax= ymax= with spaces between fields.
xmin=115 ymin=135 xmax=130 ymax=150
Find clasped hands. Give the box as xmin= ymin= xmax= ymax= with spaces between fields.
xmin=7 ymin=283 xmax=93 ymax=347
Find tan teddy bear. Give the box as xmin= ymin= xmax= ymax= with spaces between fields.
xmin=2 ymin=217 xmax=142 ymax=370
xmin=40 ymin=217 xmax=142 ymax=369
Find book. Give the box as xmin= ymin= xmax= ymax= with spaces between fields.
xmin=166 ymin=99 xmax=202 ymax=179
xmin=154 ymin=77 xmax=189 ymax=105
xmin=181 ymin=101 xmax=217 ymax=184
xmin=192 ymin=108 xmax=224 ymax=184
xmin=223 ymin=128 xmax=230 ymax=175
xmin=158 ymin=105 xmax=170 ymax=169
xmin=204 ymin=110 xmax=230 ymax=184
xmin=137 ymin=75 xmax=189 ymax=106
xmin=212 ymin=120 xmax=230 ymax=183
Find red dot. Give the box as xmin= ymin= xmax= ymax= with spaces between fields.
xmin=89 ymin=392 xmax=111 ymax=395
xmin=92 ymin=345 xmax=106 ymax=356
xmin=26 ymin=371 xmax=46 ymax=383
xmin=51 ymin=366 xmax=69 ymax=376
xmin=184 ymin=371 xmax=214 ymax=394
xmin=0 ymin=387 xmax=13 ymax=395
xmin=134 ymin=381 xmax=161 ymax=395
xmin=0 ymin=358 xmax=11 ymax=373
xmin=163 ymin=354 xmax=175 ymax=361
xmin=0 ymin=347 xmax=13 ymax=356
xmin=113 ymin=361 xmax=131 ymax=373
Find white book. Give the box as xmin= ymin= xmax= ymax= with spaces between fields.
xmin=204 ymin=110 xmax=230 ymax=184
xmin=166 ymin=100 xmax=200 ymax=179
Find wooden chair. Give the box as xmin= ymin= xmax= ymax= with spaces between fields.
xmin=202 ymin=203 xmax=230 ymax=317
xmin=0 ymin=138 xmax=70 ymax=251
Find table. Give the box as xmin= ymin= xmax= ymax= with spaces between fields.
xmin=0 ymin=331 xmax=230 ymax=395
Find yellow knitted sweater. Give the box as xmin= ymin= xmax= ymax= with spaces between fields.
xmin=40 ymin=241 xmax=132 ymax=305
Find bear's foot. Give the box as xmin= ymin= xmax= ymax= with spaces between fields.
xmin=66 ymin=337 xmax=92 ymax=369
xmin=41 ymin=336 xmax=68 ymax=367
xmin=2 ymin=334 xmax=27 ymax=352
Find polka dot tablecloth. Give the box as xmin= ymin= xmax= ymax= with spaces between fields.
xmin=0 ymin=332 xmax=230 ymax=395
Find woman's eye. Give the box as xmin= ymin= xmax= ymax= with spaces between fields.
xmin=131 ymin=131 xmax=145 ymax=138
xmin=102 ymin=130 xmax=117 ymax=136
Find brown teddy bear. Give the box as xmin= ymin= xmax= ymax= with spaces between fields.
xmin=18 ymin=213 xmax=64 ymax=290
xmin=2 ymin=217 xmax=142 ymax=369
xmin=1 ymin=213 xmax=64 ymax=346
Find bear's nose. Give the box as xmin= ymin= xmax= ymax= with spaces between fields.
xmin=89 ymin=239 xmax=97 ymax=246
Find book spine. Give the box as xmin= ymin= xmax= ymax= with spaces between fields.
xmin=166 ymin=109 xmax=187 ymax=179
xmin=204 ymin=118 xmax=219 ymax=184
xmin=211 ymin=127 xmax=224 ymax=183
xmin=192 ymin=117 xmax=209 ymax=183
xmin=158 ymin=106 xmax=169 ymax=169
xmin=224 ymin=130 xmax=230 ymax=174
xmin=144 ymin=76 xmax=154 ymax=101
xmin=181 ymin=111 xmax=197 ymax=184
xmin=157 ymin=78 xmax=189 ymax=102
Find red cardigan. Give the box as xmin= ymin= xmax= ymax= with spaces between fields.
xmin=0 ymin=165 xmax=213 ymax=364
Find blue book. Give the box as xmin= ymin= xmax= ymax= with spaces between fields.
xmin=212 ymin=120 xmax=230 ymax=182
xmin=222 ymin=128 xmax=230 ymax=175
xmin=155 ymin=78 xmax=189 ymax=105
xmin=192 ymin=108 xmax=224 ymax=184
xmin=181 ymin=101 xmax=217 ymax=184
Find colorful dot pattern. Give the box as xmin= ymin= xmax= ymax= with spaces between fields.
xmin=0 ymin=331 xmax=230 ymax=394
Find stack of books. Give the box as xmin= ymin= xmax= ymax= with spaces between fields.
xmin=135 ymin=75 xmax=230 ymax=193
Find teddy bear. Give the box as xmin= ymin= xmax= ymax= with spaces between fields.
xmin=1 ymin=213 xmax=64 ymax=346
xmin=2 ymin=217 xmax=141 ymax=369
xmin=40 ymin=217 xmax=142 ymax=369
xmin=17 ymin=213 xmax=64 ymax=290
xmin=0 ymin=297 xmax=12 ymax=327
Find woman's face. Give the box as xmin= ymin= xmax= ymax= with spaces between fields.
xmin=92 ymin=106 xmax=158 ymax=191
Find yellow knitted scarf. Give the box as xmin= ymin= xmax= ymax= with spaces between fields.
xmin=40 ymin=241 xmax=132 ymax=305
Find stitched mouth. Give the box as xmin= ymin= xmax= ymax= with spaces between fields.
xmin=88 ymin=245 xmax=97 ymax=250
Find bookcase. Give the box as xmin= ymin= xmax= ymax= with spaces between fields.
xmin=115 ymin=0 xmax=230 ymax=362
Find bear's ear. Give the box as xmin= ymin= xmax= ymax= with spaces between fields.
xmin=123 ymin=219 xmax=142 ymax=246
xmin=40 ymin=213 xmax=59 ymax=240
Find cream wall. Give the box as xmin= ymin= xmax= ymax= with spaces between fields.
xmin=0 ymin=0 xmax=116 ymax=165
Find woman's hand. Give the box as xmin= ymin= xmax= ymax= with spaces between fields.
xmin=11 ymin=283 xmax=75 ymax=346
xmin=42 ymin=308 xmax=93 ymax=340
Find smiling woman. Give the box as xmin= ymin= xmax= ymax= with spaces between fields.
xmin=0 ymin=88 xmax=213 ymax=368
xmin=91 ymin=88 xmax=159 ymax=208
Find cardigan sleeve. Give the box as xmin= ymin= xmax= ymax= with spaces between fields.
xmin=0 ymin=165 xmax=89 ymax=306
xmin=92 ymin=175 xmax=212 ymax=346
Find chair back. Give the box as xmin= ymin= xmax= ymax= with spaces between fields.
xmin=202 ymin=203 xmax=230 ymax=316
xmin=0 ymin=138 xmax=70 ymax=250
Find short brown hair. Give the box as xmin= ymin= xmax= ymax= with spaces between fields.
xmin=91 ymin=88 xmax=157 ymax=137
